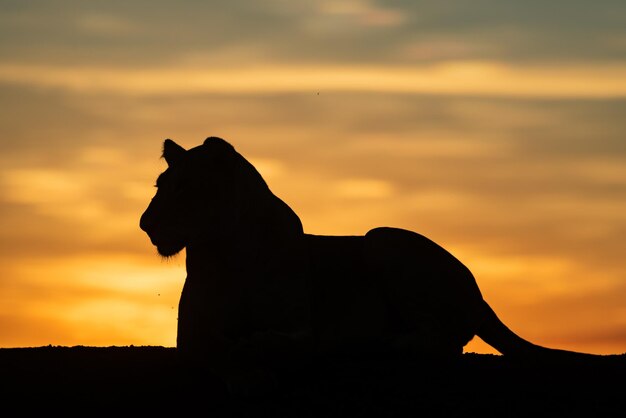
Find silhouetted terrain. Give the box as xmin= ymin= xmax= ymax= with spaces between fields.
xmin=1 ymin=346 xmax=624 ymax=416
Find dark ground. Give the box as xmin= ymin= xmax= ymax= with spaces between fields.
xmin=1 ymin=346 xmax=624 ymax=416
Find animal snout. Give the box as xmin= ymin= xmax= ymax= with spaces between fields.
xmin=139 ymin=213 xmax=148 ymax=232
xmin=139 ymin=210 xmax=155 ymax=234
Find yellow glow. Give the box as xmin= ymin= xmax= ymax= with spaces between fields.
xmin=247 ymin=158 xmax=287 ymax=180
xmin=332 ymin=178 xmax=395 ymax=199
xmin=3 ymin=169 xmax=85 ymax=205
xmin=0 ymin=254 xmax=185 ymax=347
xmin=0 ymin=62 xmax=624 ymax=98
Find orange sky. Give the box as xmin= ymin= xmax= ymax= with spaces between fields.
xmin=1 ymin=1 xmax=625 ymax=355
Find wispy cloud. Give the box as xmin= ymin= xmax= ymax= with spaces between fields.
xmin=1 ymin=62 xmax=625 ymax=98
xmin=74 ymin=13 xmax=143 ymax=37
xmin=1 ymin=1 xmax=623 ymax=66
xmin=314 ymin=0 xmax=407 ymax=28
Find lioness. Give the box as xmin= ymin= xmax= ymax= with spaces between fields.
xmin=140 ymin=136 xmax=600 ymax=391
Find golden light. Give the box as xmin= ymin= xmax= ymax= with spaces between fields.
xmin=0 ymin=62 xmax=624 ymax=98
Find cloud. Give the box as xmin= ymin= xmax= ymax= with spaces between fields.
xmin=0 ymin=147 xmax=155 ymax=225
xmin=400 ymin=37 xmax=497 ymax=61
xmin=1 ymin=62 xmax=625 ymax=98
xmin=1 ymin=0 xmax=623 ymax=67
xmin=1 ymin=168 xmax=102 ymax=220
xmin=314 ymin=0 xmax=407 ymax=29
xmin=74 ymin=13 xmax=142 ymax=37
xmin=0 ymin=143 xmax=162 ymax=259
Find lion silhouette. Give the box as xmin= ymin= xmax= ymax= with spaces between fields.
xmin=140 ymin=136 xmax=601 ymax=390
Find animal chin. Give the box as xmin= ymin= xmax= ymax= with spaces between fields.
xmin=156 ymin=242 xmax=185 ymax=257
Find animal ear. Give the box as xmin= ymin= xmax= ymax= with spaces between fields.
xmin=162 ymin=139 xmax=186 ymax=166
xmin=203 ymin=136 xmax=236 ymax=154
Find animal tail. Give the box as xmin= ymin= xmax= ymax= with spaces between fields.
xmin=475 ymin=299 xmax=601 ymax=363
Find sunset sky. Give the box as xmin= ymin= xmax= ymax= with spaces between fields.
xmin=1 ymin=1 xmax=625 ymax=355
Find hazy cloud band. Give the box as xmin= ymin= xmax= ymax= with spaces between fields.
xmin=1 ymin=62 xmax=625 ymax=98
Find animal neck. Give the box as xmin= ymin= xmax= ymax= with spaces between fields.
xmin=183 ymin=192 xmax=305 ymax=279
xmin=184 ymin=243 xmax=222 ymax=278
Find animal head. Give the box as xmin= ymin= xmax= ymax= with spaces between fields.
xmin=139 ymin=136 xmax=273 ymax=257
